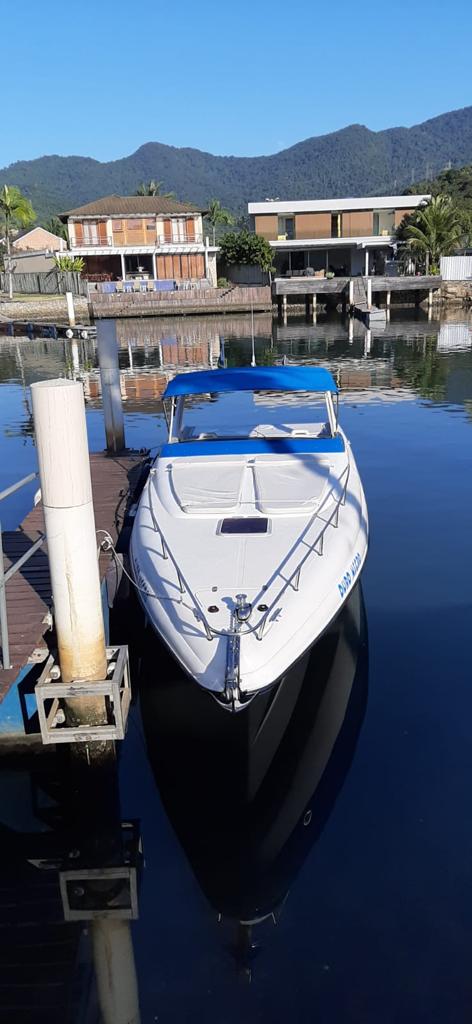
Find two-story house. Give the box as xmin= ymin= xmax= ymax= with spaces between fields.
xmin=60 ymin=195 xmax=218 ymax=285
xmin=248 ymin=194 xmax=431 ymax=276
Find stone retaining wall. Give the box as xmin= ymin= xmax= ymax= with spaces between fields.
xmin=439 ymin=281 xmax=472 ymax=304
xmin=0 ymin=296 xmax=90 ymax=323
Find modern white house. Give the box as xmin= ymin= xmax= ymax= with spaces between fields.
xmin=248 ymin=194 xmax=431 ymax=276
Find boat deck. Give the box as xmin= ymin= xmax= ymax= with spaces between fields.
xmin=0 ymin=452 xmax=149 ymax=705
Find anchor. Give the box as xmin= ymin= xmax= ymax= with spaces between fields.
xmin=224 ymin=594 xmax=252 ymax=707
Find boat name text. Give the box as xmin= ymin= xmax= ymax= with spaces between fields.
xmin=338 ymin=552 xmax=361 ymax=598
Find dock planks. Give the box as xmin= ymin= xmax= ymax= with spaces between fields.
xmin=0 ymin=452 xmax=148 ymax=701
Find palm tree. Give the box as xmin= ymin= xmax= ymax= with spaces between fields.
xmin=44 ymin=216 xmax=68 ymax=241
xmin=1 ymin=186 xmax=36 ymax=296
xmin=205 ymin=198 xmax=234 ymax=245
xmin=403 ymin=195 xmax=463 ymax=273
xmin=135 ymin=180 xmax=175 ymax=198
xmin=0 ymin=185 xmax=36 ymax=298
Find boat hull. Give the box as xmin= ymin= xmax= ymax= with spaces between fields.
xmin=130 ymin=432 xmax=368 ymax=704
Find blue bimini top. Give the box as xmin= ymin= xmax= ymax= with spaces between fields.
xmin=163 ymin=365 xmax=338 ymax=398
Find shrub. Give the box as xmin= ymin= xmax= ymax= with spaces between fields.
xmin=54 ymin=254 xmax=85 ymax=272
xmin=218 ymin=231 xmax=275 ymax=273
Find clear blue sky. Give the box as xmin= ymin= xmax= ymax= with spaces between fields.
xmin=2 ymin=0 xmax=471 ymax=168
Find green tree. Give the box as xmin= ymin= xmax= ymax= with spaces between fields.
xmin=218 ymin=230 xmax=275 ymax=274
xmin=205 ymin=198 xmax=234 ymax=245
xmin=135 ymin=180 xmax=175 ymax=198
xmin=44 ymin=216 xmax=68 ymax=241
xmin=0 ymin=185 xmax=36 ymax=298
xmin=397 ymin=195 xmax=464 ymax=273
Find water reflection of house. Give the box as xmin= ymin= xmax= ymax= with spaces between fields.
xmin=437 ymin=322 xmax=472 ymax=350
xmin=114 ymin=314 xmax=272 ymax=349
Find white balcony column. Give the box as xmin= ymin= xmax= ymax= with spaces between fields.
xmin=106 ymin=219 xmax=113 ymax=246
xmin=121 ymin=254 xmax=126 ymax=281
xmin=68 ymin=221 xmax=76 ymax=248
xmin=153 ymin=252 xmax=157 ymax=280
xmin=364 ymin=249 xmax=369 ymax=276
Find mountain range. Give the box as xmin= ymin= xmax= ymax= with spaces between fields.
xmin=2 ymin=106 xmax=472 ymax=223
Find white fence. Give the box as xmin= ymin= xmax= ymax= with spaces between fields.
xmin=440 ymin=256 xmax=472 ymax=281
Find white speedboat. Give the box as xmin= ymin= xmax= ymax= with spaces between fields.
xmin=130 ymin=365 xmax=368 ymax=709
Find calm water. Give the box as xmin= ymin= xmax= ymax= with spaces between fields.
xmin=1 ymin=310 xmax=472 ymax=1022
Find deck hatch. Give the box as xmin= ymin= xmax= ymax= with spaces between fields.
xmin=220 ymin=518 xmax=269 ymax=535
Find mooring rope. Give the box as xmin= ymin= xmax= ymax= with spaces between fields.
xmin=96 ymin=529 xmax=184 ymax=604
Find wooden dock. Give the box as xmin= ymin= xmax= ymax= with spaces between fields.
xmin=0 ymin=320 xmax=96 ymax=340
xmin=349 ymin=277 xmax=386 ymax=326
xmin=0 ymin=452 xmax=149 ymax=732
xmin=272 ymin=274 xmax=442 ymax=320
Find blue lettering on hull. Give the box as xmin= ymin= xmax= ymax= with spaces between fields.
xmin=338 ymin=552 xmax=362 ymax=598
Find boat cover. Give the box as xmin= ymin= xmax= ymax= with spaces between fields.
xmin=163 ymin=365 xmax=338 ymax=397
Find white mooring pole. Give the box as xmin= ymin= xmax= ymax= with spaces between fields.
xmin=31 ymin=378 xmax=141 ymax=1024
xmin=66 ymin=291 xmax=76 ymax=327
xmin=31 ymin=379 xmax=107 ymax=689
xmin=97 ymin=319 xmax=126 ymax=453
xmin=92 ymin=920 xmax=141 ymax=1024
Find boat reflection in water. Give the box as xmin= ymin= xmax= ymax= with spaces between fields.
xmin=139 ymin=583 xmax=368 ymax=976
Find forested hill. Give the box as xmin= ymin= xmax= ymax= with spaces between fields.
xmin=2 ymin=106 xmax=472 ymax=222
xmin=405 ymin=163 xmax=472 ymax=215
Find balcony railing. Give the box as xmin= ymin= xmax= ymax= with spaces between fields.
xmin=70 ymin=233 xmax=204 ymax=248
xmin=71 ymin=236 xmax=114 ymax=247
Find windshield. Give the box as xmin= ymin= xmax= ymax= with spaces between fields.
xmin=170 ymin=389 xmax=333 ymax=441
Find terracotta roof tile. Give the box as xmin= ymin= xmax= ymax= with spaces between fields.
xmin=60 ymin=194 xmax=204 ymax=220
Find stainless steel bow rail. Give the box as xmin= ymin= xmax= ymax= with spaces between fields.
xmin=146 ymin=452 xmax=351 ymax=701
xmin=0 ymin=472 xmax=44 ymax=670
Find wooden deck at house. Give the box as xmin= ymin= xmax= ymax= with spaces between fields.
xmin=0 ymin=452 xmax=149 ymax=707
xmin=272 ymin=274 xmax=442 ymax=323
xmin=272 ymin=274 xmax=442 ymax=300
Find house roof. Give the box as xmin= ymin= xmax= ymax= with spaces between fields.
xmin=60 ymin=195 xmax=204 ymax=220
xmin=13 ymin=226 xmax=65 ymax=248
xmin=248 ymin=194 xmax=431 ymax=215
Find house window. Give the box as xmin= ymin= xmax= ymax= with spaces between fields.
xmin=172 ymin=218 xmax=187 ymax=242
xmin=114 ymin=220 xmax=123 ymax=231
xmin=277 ymin=216 xmax=294 ymax=240
xmin=127 ymin=219 xmax=141 ymax=230
xmin=83 ymin=221 xmax=99 ymax=244
xmin=146 ymin=219 xmax=155 ymax=231
xmin=373 ymin=210 xmax=395 ymax=236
